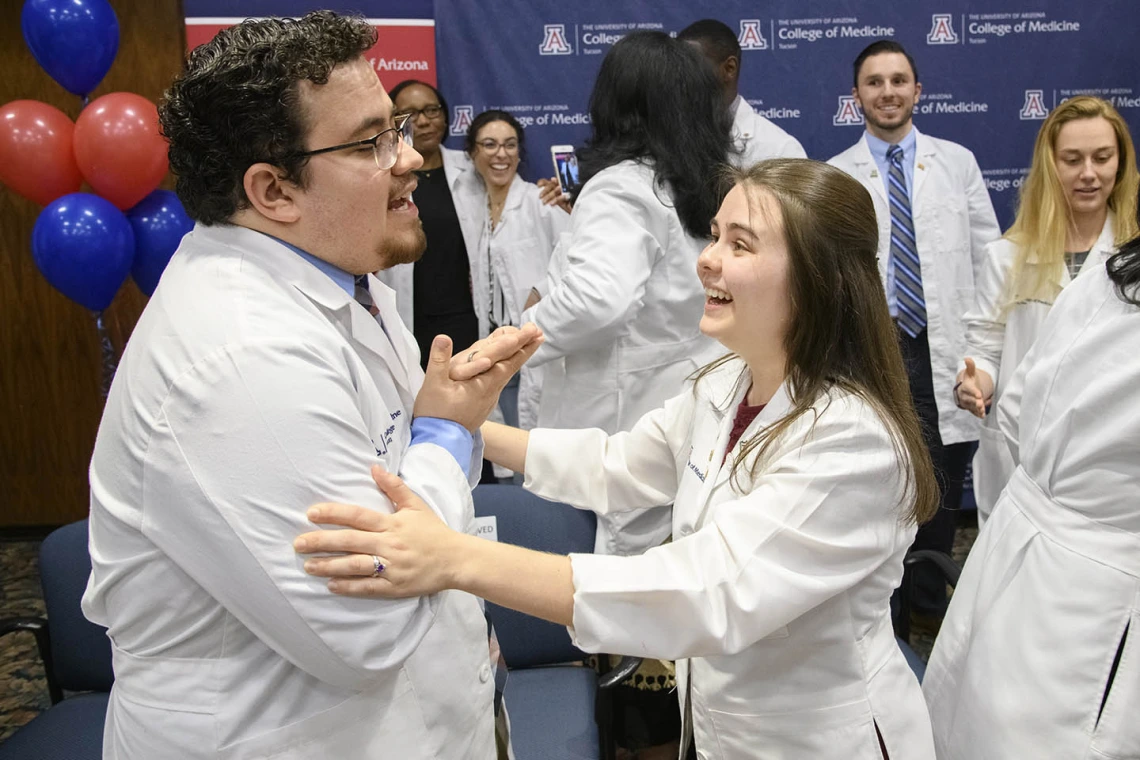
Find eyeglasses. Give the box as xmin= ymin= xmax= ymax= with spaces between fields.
xmin=476 ymin=139 xmax=519 ymax=155
xmin=396 ymin=104 xmax=444 ymax=121
xmin=293 ymin=113 xmax=414 ymax=170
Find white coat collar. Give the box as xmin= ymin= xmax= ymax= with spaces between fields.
xmin=193 ymin=224 xmax=416 ymax=399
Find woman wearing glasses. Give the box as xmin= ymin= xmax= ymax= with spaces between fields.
xmin=456 ymin=110 xmax=569 ymax=436
xmin=377 ymin=80 xmax=481 ymax=370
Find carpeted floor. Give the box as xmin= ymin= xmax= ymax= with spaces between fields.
xmin=0 ymin=538 xmax=51 ymax=743
xmin=0 ymin=515 xmax=978 ymax=745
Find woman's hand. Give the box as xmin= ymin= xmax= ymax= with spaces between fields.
xmin=449 ymin=323 xmax=543 ymax=381
xmin=954 ymin=358 xmax=994 ymax=418
xmin=294 ymin=466 xmax=468 ymax=598
xmin=417 ymin=326 xmax=545 ymax=432
xmin=537 ymin=177 xmax=572 ymax=214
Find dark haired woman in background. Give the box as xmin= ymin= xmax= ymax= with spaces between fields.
xmin=377 ymin=80 xmax=479 ymax=366
xmin=454 ymin=110 xmax=569 ymax=445
xmin=924 ymin=211 xmax=1140 ymax=758
xmin=513 ymin=33 xmax=733 ymax=754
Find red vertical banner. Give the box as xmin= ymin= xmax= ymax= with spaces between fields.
xmin=184 ymin=18 xmax=437 ymax=89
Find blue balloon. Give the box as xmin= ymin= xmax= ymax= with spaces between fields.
xmin=127 ymin=190 xmax=193 ymax=296
xmin=32 ymin=193 xmax=134 ymax=311
xmin=21 ymin=0 xmax=119 ymax=97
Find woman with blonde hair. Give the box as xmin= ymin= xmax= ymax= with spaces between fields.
xmin=295 ymin=160 xmax=941 ymax=759
xmin=954 ymin=95 xmax=1138 ymax=524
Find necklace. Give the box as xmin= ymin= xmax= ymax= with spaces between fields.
xmin=488 ymin=194 xmax=507 ymax=229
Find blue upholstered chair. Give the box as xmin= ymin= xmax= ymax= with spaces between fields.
xmin=473 ymin=484 xmax=633 ymax=760
xmin=0 ymin=520 xmax=112 ymax=759
xmin=893 ymin=548 xmax=964 ymax=683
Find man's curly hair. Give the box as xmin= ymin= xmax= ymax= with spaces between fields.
xmin=159 ymin=12 xmax=377 ymax=225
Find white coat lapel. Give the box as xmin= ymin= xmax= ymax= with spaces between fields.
xmin=354 ymin=276 xmax=417 ymax=407
xmin=911 ymin=131 xmax=937 ymax=205
xmin=854 ymin=136 xmax=888 ymax=206
xmin=706 ymin=382 xmax=794 ymax=494
xmin=691 ymin=378 xmax=794 ymax=531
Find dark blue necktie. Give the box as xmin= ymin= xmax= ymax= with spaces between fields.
xmin=887 ymin=144 xmax=926 ymax=338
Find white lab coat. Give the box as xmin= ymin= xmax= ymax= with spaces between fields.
xmin=452 ymin=171 xmax=570 ymax=431
xmin=524 ymin=360 xmax=936 ymax=760
xmin=829 ymin=131 xmax=1001 ymax=445
xmin=729 ymin=96 xmax=807 ymax=168
xmin=82 ymin=224 xmax=496 ymax=759
xmin=923 ymin=261 xmax=1140 ymax=759
xmin=376 ymin=146 xmax=476 ymax=331
xmin=520 ymin=159 xmax=720 ymax=555
xmin=961 ymin=214 xmax=1116 ymax=523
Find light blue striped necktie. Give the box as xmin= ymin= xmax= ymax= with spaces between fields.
xmin=887 ymin=144 xmax=926 ymax=338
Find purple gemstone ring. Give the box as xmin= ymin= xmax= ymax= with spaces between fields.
xmin=371 ymin=555 xmax=387 ymax=577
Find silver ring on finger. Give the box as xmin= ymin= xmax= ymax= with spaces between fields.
xmin=467 ymin=350 xmax=478 ymax=363
xmin=371 ymin=555 xmax=387 ymax=577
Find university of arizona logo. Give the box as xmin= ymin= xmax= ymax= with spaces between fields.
xmin=539 ymin=24 xmax=573 ymax=55
xmin=738 ymin=20 xmax=768 ymax=51
xmin=926 ymin=14 xmax=960 ymax=44
xmin=833 ymin=95 xmax=864 ymax=126
xmin=1019 ymin=90 xmax=1049 ymax=120
xmin=451 ymin=105 xmax=474 ymax=136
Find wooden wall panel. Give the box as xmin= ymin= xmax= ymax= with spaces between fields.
xmin=0 ymin=0 xmax=186 ymax=527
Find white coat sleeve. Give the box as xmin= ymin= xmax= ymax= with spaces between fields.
xmin=141 ymin=339 xmax=473 ymax=691
xmin=520 ymin=171 xmax=663 ymax=367
xmin=523 ymin=388 xmax=695 ymax=512
xmin=960 ymin=239 xmax=1014 ymax=382
xmin=964 ymin=152 xmax=1002 ymax=285
xmin=567 ymin=400 xmax=911 ymax=660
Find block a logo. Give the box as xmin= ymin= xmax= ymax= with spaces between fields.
xmin=833 ymin=95 xmax=864 ymax=126
xmin=738 ymin=20 xmax=768 ymax=51
xmin=539 ymin=24 xmax=573 ymax=55
xmin=926 ymin=14 xmax=960 ymax=44
xmin=451 ymin=105 xmax=474 ymax=136
xmin=1019 ymin=90 xmax=1049 ymax=120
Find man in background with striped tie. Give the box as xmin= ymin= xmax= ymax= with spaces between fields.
xmin=830 ymin=40 xmax=1000 ymax=628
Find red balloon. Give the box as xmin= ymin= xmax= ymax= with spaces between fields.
xmin=74 ymin=92 xmax=168 ymax=210
xmin=0 ymin=100 xmax=83 ymax=206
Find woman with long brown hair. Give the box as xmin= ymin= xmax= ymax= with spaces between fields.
xmin=294 ymin=160 xmax=939 ymax=759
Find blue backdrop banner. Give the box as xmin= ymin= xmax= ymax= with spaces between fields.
xmin=433 ymin=0 xmax=1140 ymax=225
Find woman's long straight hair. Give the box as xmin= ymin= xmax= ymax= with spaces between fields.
xmin=1004 ymin=96 xmax=1140 ymax=306
xmin=573 ymin=31 xmax=732 ymax=239
xmin=696 ymin=160 xmax=939 ymax=525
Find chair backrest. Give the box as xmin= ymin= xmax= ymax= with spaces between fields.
xmin=472 ymin=485 xmax=596 ymax=669
xmin=39 ymin=519 xmax=114 ymax=692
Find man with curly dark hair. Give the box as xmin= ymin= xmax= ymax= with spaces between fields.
xmin=80 ymin=11 xmax=537 ymax=758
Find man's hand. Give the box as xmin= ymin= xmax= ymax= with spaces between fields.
xmin=415 ymin=325 xmax=544 ymax=431
xmin=536 ymin=177 xmax=572 ymax=214
xmin=954 ymin=357 xmax=994 ymax=418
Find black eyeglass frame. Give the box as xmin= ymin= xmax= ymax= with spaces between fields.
xmin=395 ymin=104 xmax=445 ymax=121
xmin=288 ymin=112 xmax=414 ymax=170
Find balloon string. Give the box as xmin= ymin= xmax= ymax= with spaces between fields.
xmin=92 ymin=309 xmax=119 ymax=399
